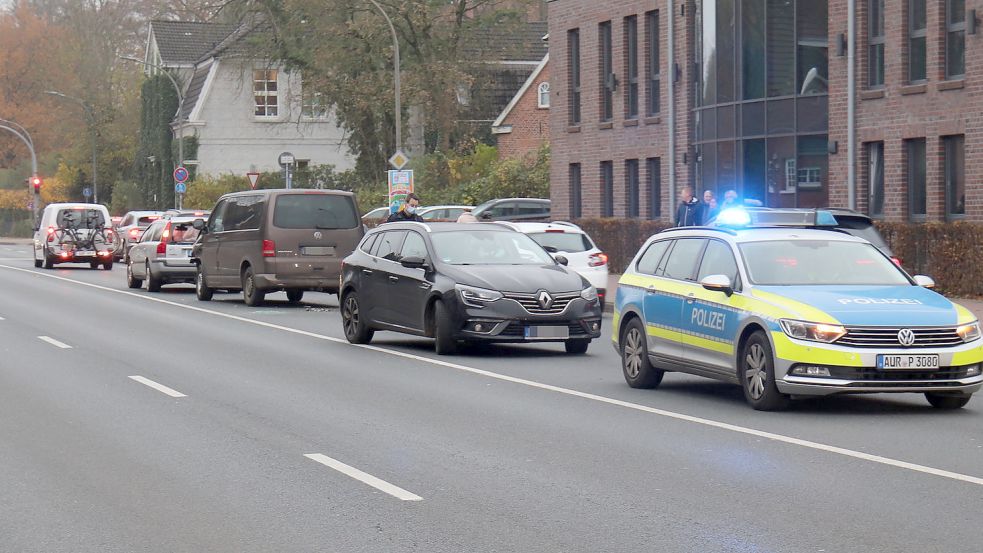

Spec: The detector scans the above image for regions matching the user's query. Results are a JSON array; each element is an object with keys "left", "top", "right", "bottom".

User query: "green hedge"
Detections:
[{"left": 573, "top": 218, "right": 983, "bottom": 297}]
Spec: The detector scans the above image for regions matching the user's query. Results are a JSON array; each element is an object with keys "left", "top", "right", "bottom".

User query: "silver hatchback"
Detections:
[{"left": 126, "top": 216, "right": 201, "bottom": 291}]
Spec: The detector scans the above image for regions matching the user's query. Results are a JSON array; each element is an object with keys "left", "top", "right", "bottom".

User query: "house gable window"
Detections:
[
  {"left": 254, "top": 69, "right": 279, "bottom": 118},
  {"left": 537, "top": 82, "right": 550, "bottom": 108}
]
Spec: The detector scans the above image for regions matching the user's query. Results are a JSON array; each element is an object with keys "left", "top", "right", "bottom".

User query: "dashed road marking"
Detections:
[
  {"left": 304, "top": 453, "right": 423, "bottom": 501},
  {"left": 128, "top": 376, "right": 187, "bottom": 398}
]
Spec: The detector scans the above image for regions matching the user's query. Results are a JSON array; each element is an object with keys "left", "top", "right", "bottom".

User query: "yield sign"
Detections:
[{"left": 246, "top": 172, "right": 260, "bottom": 189}]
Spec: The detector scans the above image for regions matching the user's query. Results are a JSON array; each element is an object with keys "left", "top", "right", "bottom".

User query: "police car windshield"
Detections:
[
  {"left": 431, "top": 230, "right": 556, "bottom": 265},
  {"left": 739, "top": 240, "right": 910, "bottom": 286}
]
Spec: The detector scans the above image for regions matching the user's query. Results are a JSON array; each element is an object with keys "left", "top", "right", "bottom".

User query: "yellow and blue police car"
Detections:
[{"left": 612, "top": 209, "right": 983, "bottom": 410}]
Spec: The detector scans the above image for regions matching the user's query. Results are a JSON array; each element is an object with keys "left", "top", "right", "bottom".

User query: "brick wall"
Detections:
[{"left": 496, "top": 60, "right": 551, "bottom": 160}]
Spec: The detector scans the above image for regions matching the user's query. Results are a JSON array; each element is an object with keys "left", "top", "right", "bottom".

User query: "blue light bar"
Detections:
[{"left": 708, "top": 208, "right": 839, "bottom": 228}]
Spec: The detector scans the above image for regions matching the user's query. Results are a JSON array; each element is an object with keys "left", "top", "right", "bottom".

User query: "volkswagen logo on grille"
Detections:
[
  {"left": 313, "top": 231, "right": 323, "bottom": 240},
  {"left": 537, "top": 291, "right": 554, "bottom": 310},
  {"left": 897, "top": 328, "right": 916, "bottom": 347}
]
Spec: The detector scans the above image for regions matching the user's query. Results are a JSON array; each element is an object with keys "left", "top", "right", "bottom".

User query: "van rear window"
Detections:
[
  {"left": 273, "top": 194, "right": 358, "bottom": 229},
  {"left": 57, "top": 208, "right": 105, "bottom": 229}
]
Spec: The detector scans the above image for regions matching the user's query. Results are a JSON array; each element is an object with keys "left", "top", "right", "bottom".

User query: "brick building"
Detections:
[
  {"left": 548, "top": 0, "right": 982, "bottom": 222},
  {"left": 492, "top": 55, "right": 551, "bottom": 159}
]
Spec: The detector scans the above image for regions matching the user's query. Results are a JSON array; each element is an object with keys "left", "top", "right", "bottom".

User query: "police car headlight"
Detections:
[
  {"left": 456, "top": 284, "right": 503, "bottom": 307},
  {"left": 780, "top": 319, "right": 847, "bottom": 343},
  {"left": 956, "top": 321, "right": 981, "bottom": 343},
  {"left": 580, "top": 285, "right": 598, "bottom": 302}
]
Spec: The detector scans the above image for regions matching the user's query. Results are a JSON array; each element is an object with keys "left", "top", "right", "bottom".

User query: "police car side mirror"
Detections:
[
  {"left": 700, "top": 274, "right": 733, "bottom": 296},
  {"left": 913, "top": 275, "right": 936, "bottom": 289}
]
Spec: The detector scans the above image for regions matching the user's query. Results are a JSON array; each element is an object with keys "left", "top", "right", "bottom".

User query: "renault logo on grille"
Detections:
[
  {"left": 897, "top": 328, "right": 916, "bottom": 347},
  {"left": 537, "top": 291, "right": 554, "bottom": 309},
  {"left": 313, "top": 231, "right": 323, "bottom": 240}
]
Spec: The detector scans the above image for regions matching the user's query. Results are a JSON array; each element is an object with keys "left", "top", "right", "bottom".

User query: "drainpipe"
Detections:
[
  {"left": 668, "top": 0, "right": 677, "bottom": 222},
  {"left": 847, "top": 0, "right": 856, "bottom": 209}
]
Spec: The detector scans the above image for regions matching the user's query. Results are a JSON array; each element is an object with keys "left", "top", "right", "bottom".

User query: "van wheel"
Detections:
[
  {"left": 103, "top": 260, "right": 113, "bottom": 270},
  {"left": 286, "top": 289, "right": 304, "bottom": 303},
  {"left": 43, "top": 255, "right": 53, "bottom": 270},
  {"left": 565, "top": 339, "right": 590, "bottom": 354},
  {"left": 925, "top": 393, "right": 972, "bottom": 409},
  {"left": 621, "top": 318, "right": 663, "bottom": 388},
  {"left": 146, "top": 262, "right": 162, "bottom": 292},
  {"left": 434, "top": 300, "right": 459, "bottom": 355},
  {"left": 241, "top": 266, "right": 265, "bottom": 306},
  {"left": 195, "top": 267, "right": 214, "bottom": 301},
  {"left": 740, "top": 331, "right": 790, "bottom": 411},
  {"left": 341, "top": 291, "right": 373, "bottom": 344},
  {"left": 126, "top": 262, "right": 143, "bottom": 289}
]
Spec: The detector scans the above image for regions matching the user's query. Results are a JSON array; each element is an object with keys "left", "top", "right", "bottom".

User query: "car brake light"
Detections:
[
  {"left": 156, "top": 241, "right": 166, "bottom": 255},
  {"left": 545, "top": 229, "right": 565, "bottom": 233},
  {"left": 262, "top": 239, "right": 276, "bottom": 257},
  {"left": 891, "top": 256, "right": 903, "bottom": 267},
  {"left": 194, "top": 212, "right": 205, "bottom": 216},
  {"left": 589, "top": 252, "right": 608, "bottom": 267},
  {"left": 156, "top": 222, "right": 171, "bottom": 254},
  {"left": 46, "top": 226, "right": 55, "bottom": 242},
  {"left": 129, "top": 228, "right": 140, "bottom": 238}
]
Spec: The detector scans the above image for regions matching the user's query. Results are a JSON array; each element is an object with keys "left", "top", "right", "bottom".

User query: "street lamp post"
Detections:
[
  {"left": 0, "top": 121, "right": 40, "bottom": 222},
  {"left": 367, "top": 0, "right": 402, "bottom": 156},
  {"left": 119, "top": 55, "right": 186, "bottom": 208},
  {"left": 45, "top": 91, "right": 98, "bottom": 204}
]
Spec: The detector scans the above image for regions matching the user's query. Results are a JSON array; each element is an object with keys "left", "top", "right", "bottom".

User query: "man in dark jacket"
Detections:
[
  {"left": 675, "top": 186, "right": 704, "bottom": 227},
  {"left": 386, "top": 193, "right": 424, "bottom": 223}
]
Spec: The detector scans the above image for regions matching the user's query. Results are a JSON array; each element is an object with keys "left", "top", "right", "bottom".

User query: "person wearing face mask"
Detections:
[{"left": 386, "top": 193, "right": 424, "bottom": 223}]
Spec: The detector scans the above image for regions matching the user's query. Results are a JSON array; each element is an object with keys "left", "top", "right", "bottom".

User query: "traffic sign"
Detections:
[
  {"left": 175, "top": 182, "right": 187, "bottom": 194},
  {"left": 83, "top": 186, "right": 92, "bottom": 198},
  {"left": 278, "top": 151, "right": 295, "bottom": 167},
  {"left": 388, "top": 150, "right": 409, "bottom": 170},
  {"left": 247, "top": 172, "right": 260, "bottom": 189},
  {"left": 173, "top": 166, "right": 189, "bottom": 183}
]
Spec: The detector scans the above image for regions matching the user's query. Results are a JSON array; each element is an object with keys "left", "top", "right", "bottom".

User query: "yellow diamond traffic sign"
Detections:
[{"left": 388, "top": 149, "right": 409, "bottom": 170}]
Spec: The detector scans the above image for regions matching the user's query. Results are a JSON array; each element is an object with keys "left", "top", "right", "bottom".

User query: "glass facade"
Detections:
[{"left": 695, "top": 0, "right": 829, "bottom": 208}]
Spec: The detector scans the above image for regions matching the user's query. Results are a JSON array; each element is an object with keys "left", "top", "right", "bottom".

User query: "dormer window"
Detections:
[
  {"left": 254, "top": 69, "right": 279, "bottom": 118},
  {"left": 537, "top": 81, "right": 550, "bottom": 108}
]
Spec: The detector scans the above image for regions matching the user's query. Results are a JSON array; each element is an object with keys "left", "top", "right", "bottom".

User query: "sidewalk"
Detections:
[
  {"left": 0, "top": 237, "right": 32, "bottom": 245},
  {"left": 603, "top": 273, "right": 983, "bottom": 320}
]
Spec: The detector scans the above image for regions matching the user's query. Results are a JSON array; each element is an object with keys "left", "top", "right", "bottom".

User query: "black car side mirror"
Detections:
[
  {"left": 400, "top": 256, "right": 428, "bottom": 270},
  {"left": 555, "top": 255, "right": 569, "bottom": 266},
  {"left": 479, "top": 212, "right": 493, "bottom": 220},
  {"left": 192, "top": 218, "right": 207, "bottom": 232}
]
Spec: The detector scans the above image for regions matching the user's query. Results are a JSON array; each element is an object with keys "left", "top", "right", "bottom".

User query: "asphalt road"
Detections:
[{"left": 1, "top": 241, "right": 981, "bottom": 552}]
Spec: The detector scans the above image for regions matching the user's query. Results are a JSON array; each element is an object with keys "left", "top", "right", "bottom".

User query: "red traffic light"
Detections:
[{"left": 30, "top": 176, "right": 41, "bottom": 193}]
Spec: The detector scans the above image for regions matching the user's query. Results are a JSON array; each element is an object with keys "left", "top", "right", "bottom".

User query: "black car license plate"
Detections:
[
  {"left": 876, "top": 354, "right": 940, "bottom": 369},
  {"left": 524, "top": 325, "right": 569, "bottom": 339}
]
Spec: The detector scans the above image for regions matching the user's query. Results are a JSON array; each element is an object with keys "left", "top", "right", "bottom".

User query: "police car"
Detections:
[{"left": 612, "top": 209, "right": 983, "bottom": 410}]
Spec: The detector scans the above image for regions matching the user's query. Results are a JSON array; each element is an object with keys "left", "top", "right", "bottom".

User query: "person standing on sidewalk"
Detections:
[{"left": 675, "top": 186, "right": 705, "bottom": 227}]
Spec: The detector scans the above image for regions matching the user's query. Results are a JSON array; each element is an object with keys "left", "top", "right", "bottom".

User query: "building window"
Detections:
[
  {"left": 302, "top": 89, "right": 329, "bottom": 119},
  {"left": 944, "top": 135, "right": 965, "bottom": 218},
  {"left": 624, "top": 15, "right": 639, "bottom": 118},
  {"left": 866, "top": 142, "right": 885, "bottom": 217},
  {"left": 946, "top": 0, "right": 966, "bottom": 79},
  {"left": 647, "top": 157, "right": 661, "bottom": 218},
  {"left": 599, "top": 21, "right": 614, "bottom": 122},
  {"left": 537, "top": 82, "right": 550, "bottom": 108},
  {"left": 906, "top": 138, "right": 927, "bottom": 220},
  {"left": 908, "top": 0, "right": 927, "bottom": 82},
  {"left": 626, "top": 159, "right": 640, "bottom": 217},
  {"left": 601, "top": 161, "right": 614, "bottom": 216},
  {"left": 645, "top": 11, "right": 660, "bottom": 115},
  {"left": 797, "top": 0, "right": 828, "bottom": 95},
  {"left": 253, "top": 69, "right": 279, "bottom": 117},
  {"left": 570, "top": 163, "right": 582, "bottom": 218},
  {"left": 867, "top": 0, "right": 885, "bottom": 87},
  {"left": 568, "top": 29, "right": 581, "bottom": 125}
]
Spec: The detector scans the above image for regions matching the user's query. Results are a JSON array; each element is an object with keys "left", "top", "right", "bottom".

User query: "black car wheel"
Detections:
[
  {"left": 241, "top": 266, "right": 265, "bottom": 306},
  {"left": 195, "top": 267, "right": 214, "bottom": 301},
  {"left": 564, "top": 339, "right": 590, "bottom": 354},
  {"left": 341, "top": 291, "right": 373, "bottom": 344},
  {"left": 925, "top": 393, "right": 972, "bottom": 410},
  {"left": 740, "top": 331, "right": 790, "bottom": 411},
  {"left": 433, "top": 300, "right": 459, "bottom": 355},
  {"left": 146, "top": 262, "right": 163, "bottom": 292},
  {"left": 620, "top": 318, "right": 663, "bottom": 388},
  {"left": 126, "top": 262, "right": 143, "bottom": 289},
  {"left": 286, "top": 289, "right": 304, "bottom": 303}
]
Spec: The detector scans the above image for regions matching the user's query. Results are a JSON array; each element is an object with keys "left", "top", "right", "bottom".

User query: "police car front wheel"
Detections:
[
  {"left": 925, "top": 393, "right": 972, "bottom": 410},
  {"left": 740, "top": 331, "right": 790, "bottom": 411},
  {"left": 621, "top": 318, "right": 664, "bottom": 389}
]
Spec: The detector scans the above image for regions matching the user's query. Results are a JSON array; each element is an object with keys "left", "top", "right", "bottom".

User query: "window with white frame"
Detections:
[
  {"left": 537, "top": 82, "right": 550, "bottom": 108},
  {"left": 302, "top": 89, "right": 329, "bottom": 119},
  {"left": 253, "top": 69, "right": 279, "bottom": 118}
]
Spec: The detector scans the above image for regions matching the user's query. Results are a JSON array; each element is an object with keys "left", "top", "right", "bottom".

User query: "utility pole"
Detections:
[
  {"left": 367, "top": 0, "right": 402, "bottom": 156},
  {"left": 45, "top": 91, "right": 98, "bottom": 204}
]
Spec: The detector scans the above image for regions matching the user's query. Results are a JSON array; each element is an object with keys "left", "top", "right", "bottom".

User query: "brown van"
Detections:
[{"left": 191, "top": 189, "right": 364, "bottom": 306}]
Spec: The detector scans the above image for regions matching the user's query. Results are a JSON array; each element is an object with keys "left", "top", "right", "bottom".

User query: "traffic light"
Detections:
[{"left": 30, "top": 176, "right": 41, "bottom": 193}]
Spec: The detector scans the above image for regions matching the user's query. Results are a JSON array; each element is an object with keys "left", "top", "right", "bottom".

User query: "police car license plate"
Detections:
[
  {"left": 876, "top": 354, "right": 940, "bottom": 369},
  {"left": 524, "top": 325, "right": 569, "bottom": 339}
]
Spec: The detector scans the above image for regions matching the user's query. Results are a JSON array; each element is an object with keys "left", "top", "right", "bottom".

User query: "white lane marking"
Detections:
[
  {"left": 38, "top": 336, "right": 72, "bottom": 349},
  {"left": 3, "top": 263, "right": 982, "bottom": 488},
  {"left": 128, "top": 376, "right": 187, "bottom": 398},
  {"left": 304, "top": 453, "right": 423, "bottom": 501},
  {"left": 0, "top": 315, "right": 5, "bottom": 320},
  {"left": 0, "top": 258, "right": 33, "bottom": 261}
]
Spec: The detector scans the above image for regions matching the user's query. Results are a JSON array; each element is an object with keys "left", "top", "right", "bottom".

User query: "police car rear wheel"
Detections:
[
  {"left": 740, "top": 332, "right": 789, "bottom": 411},
  {"left": 924, "top": 393, "right": 972, "bottom": 410},
  {"left": 621, "top": 318, "right": 663, "bottom": 389}
]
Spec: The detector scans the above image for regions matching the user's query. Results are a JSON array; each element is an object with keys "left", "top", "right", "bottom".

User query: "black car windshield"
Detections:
[
  {"left": 431, "top": 230, "right": 556, "bottom": 265},
  {"left": 739, "top": 240, "right": 910, "bottom": 286},
  {"left": 274, "top": 194, "right": 358, "bottom": 229},
  {"left": 527, "top": 232, "right": 593, "bottom": 253}
]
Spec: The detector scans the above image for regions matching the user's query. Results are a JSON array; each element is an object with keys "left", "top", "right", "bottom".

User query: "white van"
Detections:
[{"left": 33, "top": 203, "right": 115, "bottom": 270}]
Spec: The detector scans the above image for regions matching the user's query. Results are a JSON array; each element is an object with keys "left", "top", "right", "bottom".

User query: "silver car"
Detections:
[
  {"left": 114, "top": 210, "right": 163, "bottom": 261},
  {"left": 126, "top": 216, "right": 201, "bottom": 291}
]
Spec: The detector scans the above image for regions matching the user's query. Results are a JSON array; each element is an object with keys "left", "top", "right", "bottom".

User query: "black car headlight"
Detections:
[
  {"left": 456, "top": 284, "right": 503, "bottom": 308},
  {"left": 957, "top": 321, "right": 982, "bottom": 343},
  {"left": 779, "top": 319, "right": 846, "bottom": 344}
]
